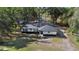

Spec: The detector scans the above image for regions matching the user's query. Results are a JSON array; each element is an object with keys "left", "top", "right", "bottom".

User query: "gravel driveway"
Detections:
[{"left": 62, "top": 33, "right": 77, "bottom": 51}]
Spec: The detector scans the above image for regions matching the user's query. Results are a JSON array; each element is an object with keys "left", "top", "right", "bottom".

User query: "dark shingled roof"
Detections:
[{"left": 39, "top": 25, "right": 58, "bottom": 32}]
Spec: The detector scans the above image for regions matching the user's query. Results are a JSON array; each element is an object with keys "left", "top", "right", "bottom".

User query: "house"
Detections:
[
  {"left": 21, "top": 19, "right": 59, "bottom": 36},
  {"left": 21, "top": 24, "right": 39, "bottom": 34},
  {"left": 38, "top": 25, "right": 58, "bottom": 36}
]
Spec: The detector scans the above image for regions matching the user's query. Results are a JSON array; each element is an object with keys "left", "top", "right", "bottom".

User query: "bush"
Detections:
[{"left": 14, "top": 38, "right": 27, "bottom": 49}]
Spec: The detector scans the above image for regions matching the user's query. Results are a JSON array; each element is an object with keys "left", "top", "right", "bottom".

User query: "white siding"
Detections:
[{"left": 43, "top": 32, "right": 57, "bottom": 35}]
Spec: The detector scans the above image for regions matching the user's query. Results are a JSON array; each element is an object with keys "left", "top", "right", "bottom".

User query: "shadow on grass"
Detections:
[
  {"left": 14, "top": 37, "right": 36, "bottom": 49},
  {"left": 0, "top": 37, "right": 36, "bottom": 50}
]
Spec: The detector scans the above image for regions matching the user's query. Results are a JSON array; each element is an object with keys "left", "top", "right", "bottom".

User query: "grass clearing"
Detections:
[{"left": 50, "top": 37, "right": 63, "bottom": 43}]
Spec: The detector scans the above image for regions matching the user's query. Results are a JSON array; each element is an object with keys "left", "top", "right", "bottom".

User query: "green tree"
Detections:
[
  {"left": 68, "top": 8, "right": 79, "bottom": 33},
  {"left": 46, "top": 7, "right": 71, "bottom": 24}
]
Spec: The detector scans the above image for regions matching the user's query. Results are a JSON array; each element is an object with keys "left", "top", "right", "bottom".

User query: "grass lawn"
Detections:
[
  {"left": 18, "top": 37, "right": 63, "bottom": 51},
  {"left": 18, "top": 42, "right": 63, "bottom": 51},
  {"left": 50, "top": 37, "right": 63, "bottom": 43},
  {"left": 0, "top": 46, "right": 16, "bottom": 51}
]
